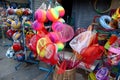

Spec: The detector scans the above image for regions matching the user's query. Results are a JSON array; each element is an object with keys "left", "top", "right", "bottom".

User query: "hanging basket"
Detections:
[{"left": 53, "top": 65, "right": 76, "bottom": 80}]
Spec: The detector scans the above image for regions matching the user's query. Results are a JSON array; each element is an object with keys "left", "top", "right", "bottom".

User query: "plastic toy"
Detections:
[
  {"left": 104, "top": 34, "right": 118, "bottom": 50},
  {"left": 35, "top": 9, "right": 47, "bottom": 22},
  {"left": 24, "top": 21, "right": 32, "bottom": 27},
  {"left": 99, "top": 15, "right": 113, "bottom": 29},
  {"left": 57, "top": 18, "right": 65, "bottom": 23},
  {"left": 52, "top": 21, "right": 63, "bottom": 31},
  {"left": 46, "top": 8, "right": 59, "bottom": 22},
  {"left": 55, "top": 6, "right": 65, "bottom": 17},
  {"left": 112, "top": 7, "right": 120, "bottom": 20},
  {"left": 32, "top": 20, "right": 44, "bottom": 31},
  {"left": 88, "top": 72, "right": 96, "bottom": 80},
  {"left": 107, "top": 54, "right": 120, "bottom": 65},
  {"left": 96, "top": 67, "right": 109, "bottom": 80},
  {"left": 80, "top": 44, "right": 104, "bottom": 65},
  {"left": 56, "top": 42, "right": 64, "bottom": 52},
  {"left": 108, "top": 37, "right": 120, "bottom": 55},
  {"left": 47, "top": 32, "right": 60, "bottom": 43}
]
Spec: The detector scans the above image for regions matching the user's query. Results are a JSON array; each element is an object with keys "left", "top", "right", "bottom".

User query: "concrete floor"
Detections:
[{"left": 0, "top": 39, "right": 87, "bottom": 80}]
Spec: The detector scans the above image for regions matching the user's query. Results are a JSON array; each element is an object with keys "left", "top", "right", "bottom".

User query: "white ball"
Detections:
[{"left": 6, "top": 48, "right": 15, "bottom": 58}]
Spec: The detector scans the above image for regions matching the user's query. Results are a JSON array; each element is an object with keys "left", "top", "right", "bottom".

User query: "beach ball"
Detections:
[
  {"left": 16, "top": 9, "right": 23, "bottom": 16},
  {"left": 46, "top": 8, "right": 59, "bottom": 22},
  {"left": 16, "top": 53, "right": 25, "bottom": 61},
  {"left": 11, "top": 20, "right": 21, "bottom": 30},
  {"left": 55, "top": 6, "right": 65, "bottom": 17},
  {"left": 32, "top": 20, "right": 44, "bottom": 31},
  {"left": 35, "top": 9, "right": 47, "bottom": 22}
]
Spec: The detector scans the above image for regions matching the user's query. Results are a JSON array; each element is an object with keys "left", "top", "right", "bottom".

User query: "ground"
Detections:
[{"left": 0, "top": 39, "right": 87, "bottom": 80}]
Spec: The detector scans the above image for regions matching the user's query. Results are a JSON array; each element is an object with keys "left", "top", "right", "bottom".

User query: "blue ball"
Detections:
[{"left": 16, "top": 53, "right": 25, "bottom": 61}]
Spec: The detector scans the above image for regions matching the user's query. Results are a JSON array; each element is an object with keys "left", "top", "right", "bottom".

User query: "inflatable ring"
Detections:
[{"left": 99, "top": 15, "right": 113, "bottom": 29}]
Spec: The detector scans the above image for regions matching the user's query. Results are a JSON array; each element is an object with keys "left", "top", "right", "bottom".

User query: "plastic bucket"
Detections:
[{"left": 53, "top": 65, "right": 76, "bottom": 80}]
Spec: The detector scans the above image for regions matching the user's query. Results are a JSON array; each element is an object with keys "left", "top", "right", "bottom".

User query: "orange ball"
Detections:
[{"left": 46, "top": 8, "right": 59, "bottom": 22}]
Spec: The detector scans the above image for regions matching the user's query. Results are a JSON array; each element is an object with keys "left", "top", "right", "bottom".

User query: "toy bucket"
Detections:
[{"left": 53, "top": 65, "right": 76, "bottom": 80}]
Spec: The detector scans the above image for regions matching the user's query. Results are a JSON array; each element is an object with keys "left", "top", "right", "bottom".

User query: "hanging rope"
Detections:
[{"left": 93, "top": 0, "right": 113, "bottom": 14}]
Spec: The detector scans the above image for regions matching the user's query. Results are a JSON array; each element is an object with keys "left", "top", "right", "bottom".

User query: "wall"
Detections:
[
  {"left": 6, "top": 0, "right": 28, "bottom": 3},
  {"left": 33, "top": 0, "right": 47, "bottom": 11},
  {"left": 72, "top": 0, "right": 119, "bottom": 30}
]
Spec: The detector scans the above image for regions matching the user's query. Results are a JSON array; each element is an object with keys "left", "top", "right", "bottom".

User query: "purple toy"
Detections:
[{"left": 96, "top": 67, "right": 109, "bottom": 80}]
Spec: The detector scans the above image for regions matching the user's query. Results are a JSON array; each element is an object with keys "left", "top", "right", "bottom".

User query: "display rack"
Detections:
[
  {"left": 13, "top": 0, "right": 56, "bottom": 79},
  {"left": 14, "top": 15, "right": 39, "bottom": 70}
]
